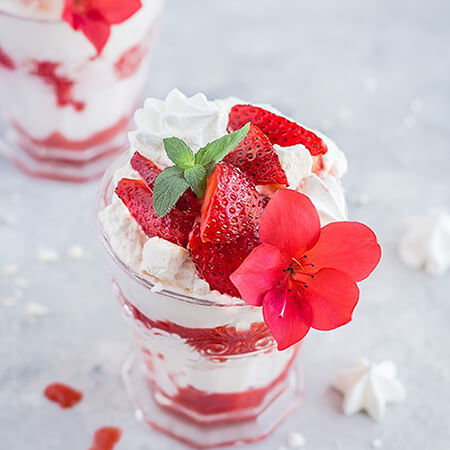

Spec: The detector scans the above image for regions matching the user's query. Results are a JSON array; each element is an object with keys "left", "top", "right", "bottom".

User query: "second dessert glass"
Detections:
[
  {"left": 97, "top": 153, "right": 304, "bottom": 449},
  {"left": 0, "top": 0, "right": 164, "bottom": 182}
]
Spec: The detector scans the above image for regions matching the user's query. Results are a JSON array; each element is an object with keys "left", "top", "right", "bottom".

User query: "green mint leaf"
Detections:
[
  {"left": 195, "top": 122, "right": 250, "bottom": 166},
  {"left": 163, "top": 137, "right": 195, "bottom": 169},
  {"left": 184, "top": 165, "right": 207, "bottom": 198},
  {"left": 153, "top": 166, "right": 189, "bottom": 217}
]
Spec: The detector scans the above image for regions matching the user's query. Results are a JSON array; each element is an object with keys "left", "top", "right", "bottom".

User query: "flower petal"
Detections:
[
  {"left": 259, "top": 189, "right": 321, "bottom": 258},
  {"left": 262, "top": 287, "right": 312, "bottom": 350},
  {"left": 230, "top": 244, "right": 290, "bottom": 306},
  {"left": 305, "top": 222, "right": 381, "bottom": 281},
  {"left": 294, "top": 268, "right": 359, "bottom": 331},
  {"left": 93, "top": 0, "right": 142, "bottom": 24}
]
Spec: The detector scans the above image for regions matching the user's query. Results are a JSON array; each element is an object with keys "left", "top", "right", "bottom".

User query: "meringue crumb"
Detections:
[
  {"left": 25, "top": 302, "right": 49, "bottom": 320},
  {"left": 14, "top": 277, "right": 29, "bottom": 289},
  {"left": 363, "top": 76, "right": 378, "bottom": 92},
  {"left": 3, "top": 297, "right": 17, "bottom": 307},
  {"left": 37, "top": 247, "right": 59, "bottom": 263},
  {"left": 372, "top": 438, "right": 383, "bottom": 448},
  {"left": 0, "top": 264, "right": 18, "bottom": 277},
  {"left": 67, "top": 245, "right": 86, "bottom": 260},
  {"left": 287, "top": 432, "right": 306, "bottom": 448}
]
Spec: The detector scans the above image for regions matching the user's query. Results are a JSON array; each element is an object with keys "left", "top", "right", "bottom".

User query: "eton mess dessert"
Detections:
[
  {"left": 98, "top": 89, "right": 381, "bottom": 448},
  {"left": 0, "top": 0, "right": 164, "bottom": 181}
]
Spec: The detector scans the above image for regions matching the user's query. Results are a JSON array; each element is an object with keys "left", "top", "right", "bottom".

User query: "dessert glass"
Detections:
[
  {"left": 0, "top": 0, "right": 164, "bottom": 182},
  {"left": 97, "top": 153, "right": 304, "bottom": 449}
]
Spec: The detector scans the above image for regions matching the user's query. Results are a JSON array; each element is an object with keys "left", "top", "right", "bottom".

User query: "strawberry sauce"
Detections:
[
  {"left": 31, "top": 61, "right": 85, "bottom": 111},
  {"left": 44, "top": 383, "right": 83, "bottom": 408},
  {"left": 115, "top": 44, "right": 146, "bottom": 79},
  {"left": 89, "top": 427, "right": 122, "bottom": 450},
  {"left": 0, "top": 47, "right": 15, "bottom": 70},
  {"left": 122, "top": 297, "right": 274, "bottom": 357}
]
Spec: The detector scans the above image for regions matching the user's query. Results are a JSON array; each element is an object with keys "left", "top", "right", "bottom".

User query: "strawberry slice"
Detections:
[
  {"left": 200, "top": 162, "right": 262, "bottom": 244},
  {"left": 223, "top": 124, "right": 287, "bottom": 185},
  {"left": 228, "top": 104, "right": 328, "bottom": 156},
  {"left": 189, "top": 220, "right": 260, "bottom": 297},
  {"left": 130, "top": 151, "right": 161, "bottom": 190},
  {"left": 115, "top": 178, "right": 199, "bottom": 248}
]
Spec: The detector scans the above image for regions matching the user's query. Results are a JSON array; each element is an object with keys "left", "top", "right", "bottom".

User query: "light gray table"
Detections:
[{"left": 1, "top": 1, "right": 449, "bottom": 449}]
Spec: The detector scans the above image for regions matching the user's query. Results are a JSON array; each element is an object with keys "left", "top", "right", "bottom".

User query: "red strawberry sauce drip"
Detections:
[
  {"left": 31, "top": 61, "right": 85, "bottom": 111},
  {"left": 89, "top": 427, "right": 122, "bottom": 450},
  {"left": 44, "top": 383, "right": 83, "bottom": 408},
  {"left": 0, "top": 47, "right": 15, "bottom": 70}
]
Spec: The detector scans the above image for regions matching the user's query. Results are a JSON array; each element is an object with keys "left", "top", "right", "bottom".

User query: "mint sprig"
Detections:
[{"left": 153, "top": 122, "right": 250, "bottom": 218}]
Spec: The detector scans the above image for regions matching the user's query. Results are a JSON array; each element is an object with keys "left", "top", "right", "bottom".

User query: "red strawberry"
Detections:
[
  {"left": 228, "top": 104, "right": 328, "bottom": 156},
  {"left": 131, "top": 151, "right": 200, "bottom": 212},
  {"left": 115, "top": 178, "right": 199, "bottom": 248},
  {"left": 223, "top": 124, "right": 287, "bottom": 185},
  {"left": 189, "top": 220, "right": 260, "bottom": 297},
  {"left": 130, "top": 151, "right": 160, "bottom": 190},
  {"left": 200, "top": 162, "right": 261, "bottom": 244}
]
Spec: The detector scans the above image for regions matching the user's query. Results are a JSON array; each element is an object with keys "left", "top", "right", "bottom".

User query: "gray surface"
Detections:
[{"left": 1, "top": 0, "right": 449, "bottom": 449}]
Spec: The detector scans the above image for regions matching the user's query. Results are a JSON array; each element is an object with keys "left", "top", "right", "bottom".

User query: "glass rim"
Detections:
[{"left": 96, "top": 149, "right": 251, "bottom": 309}]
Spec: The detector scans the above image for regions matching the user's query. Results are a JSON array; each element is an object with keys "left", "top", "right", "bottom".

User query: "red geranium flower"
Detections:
[
  {"left": 62, "top": 0, "right": 142, "bottom": 54},
  {"left": 230, "top": 189, "right": 381, "bottom": 350}
]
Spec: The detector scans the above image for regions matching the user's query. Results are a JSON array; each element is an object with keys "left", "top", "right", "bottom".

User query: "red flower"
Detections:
[
  {"left": 230, "top": 189, "right": 381, "bottom": 350},
  {"left": 62, "top": 0, "right": 142, "bottom": 54}
]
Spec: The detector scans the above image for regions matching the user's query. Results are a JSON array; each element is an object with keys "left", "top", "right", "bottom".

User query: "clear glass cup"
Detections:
[
  {"left": 97, "top": 152, "right": 304, "bottom": 448},
  {"left": 0, "top": 0, "right": 164, "bottom": 182}
]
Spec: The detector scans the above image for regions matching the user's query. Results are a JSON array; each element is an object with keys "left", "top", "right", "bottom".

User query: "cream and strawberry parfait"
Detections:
[
  {"left": 0, "top": 0, "right": 164, "bottom": 182},
  {"left": 98, "top": 90, "right": 381, "bottom": 448}
]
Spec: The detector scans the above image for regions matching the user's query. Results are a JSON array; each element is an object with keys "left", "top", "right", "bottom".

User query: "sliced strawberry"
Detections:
[
  {"left": 189, "top": 220, "right": 260, "bottom": 297},
  {"left": 200, "top": 162, "right": 261, "bottom": 244},
  {"left": 115, "top": 178, "right": 199, "bottom": 248},
  {"left": 228, "top": 104, "right": 328, "bottom": 156},
  {"left": 131, "top": 151, "right": 200, "bottom": 212},
  {"left": 130, "top": 151, "right": 161, "bottom": 190},
  {"left": 223, "top": 124, "right": 287, "bottom": 185}
]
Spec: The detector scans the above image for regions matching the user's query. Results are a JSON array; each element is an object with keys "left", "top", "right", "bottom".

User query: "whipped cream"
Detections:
[
  {"left": 129, "top": 89, "right": 229, "bottom": 168},
  {"left": 399, "top": 211, "right": 450, "bottom": 276},
  {"left": 332, "top": 359, "right": 406, "bottom": 420},
  {"left": 100, "top": 90, "right": 349, "bottom": 304}
]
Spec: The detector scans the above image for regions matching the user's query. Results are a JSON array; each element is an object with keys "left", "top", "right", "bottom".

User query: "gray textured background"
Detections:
[{"left": 1, "top": 0, "right": 449, "bottom": 449}]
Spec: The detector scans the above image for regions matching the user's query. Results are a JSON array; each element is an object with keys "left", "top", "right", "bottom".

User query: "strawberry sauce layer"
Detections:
[
  {"left": 44, "top": 383, "right": 83, "bottom": 408},
  {"left": 14, "top": 116, "right": 129, "bottom": 152},
  {"left": 121, "top": 297, "right": 275, "bottom": 357},
  {"left": 31, "top": 61, "right": 85, "bottom": 111},
  {"left": 167, "top": 353, "right": 296, "bottom": 419},
  {"left": 115, "top": 44, "right": 146, "bottom": 79},
  {"left": 89, "top": 427, "right": 122, "bottom": 450},
  {"left": 0, "top": 47, "right": 15, "bottom": 70}
]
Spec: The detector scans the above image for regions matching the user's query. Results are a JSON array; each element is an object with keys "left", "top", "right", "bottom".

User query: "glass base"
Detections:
[
  {"left": 122, "top": 352, "right": 304, "bottom": 449},
  {"left": 0, "top": 129, "right": 125, "bottom": 183}
]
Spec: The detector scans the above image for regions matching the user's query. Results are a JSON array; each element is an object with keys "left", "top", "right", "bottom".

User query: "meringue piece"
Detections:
[
  {"left": 316, "top": 133, "right": 348, "bottom": 178},
  {"left": 275, "top": 144, "right": 312, "bottom": 189},
  {"left": 25, "top": 302, "right": 49, "bottom": 320},
  {"left": 129, "top": 89, "right": 228, "bottom": 167},
  {"left": 299, "top": 173, "right": 347, "bottom": 225},
  {"left": 0, "top": 264, "right": 18, "bottom": 277},
  {"left": 142, "top": 237, "right": 189, "bottom": 280},
  {"left": 67, "top": 245, "right": 86, "bottom": 260},
  {"left": 37, "top": 247, "right": 59, "bottom": 263},
  {"left": 332, "top": 359, "right": 406, "bottom": 420},
  {"left": 287, "top": 431, "right": 306, "bottom": 448},
  {"left": 399, "top": 211, "right": 450, "bottom": 276}
]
